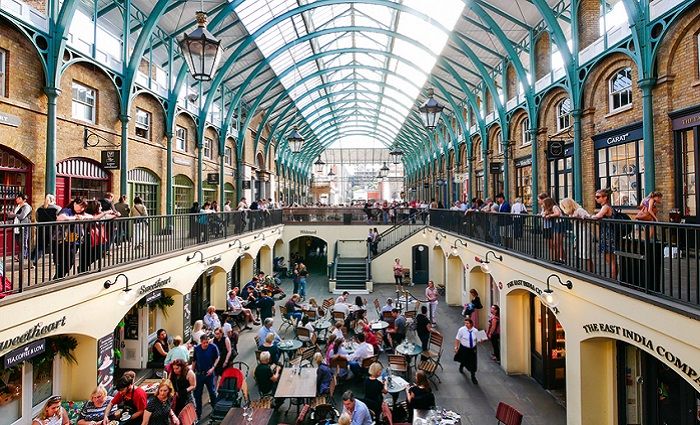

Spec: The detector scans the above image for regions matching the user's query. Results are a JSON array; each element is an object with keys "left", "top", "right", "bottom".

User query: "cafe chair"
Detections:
[
  {"left": 250, "top": 396, "right": 274, "bottom": 409},
  {"left": 404, "top": 310, "right": 417, "bottom": 319},
  {"left": 295, "top": 326, "right": 313, "bottom": 345},
  {"left": 177, "top": 403, "right": 197, "bottom": 425},
  {"left": 360, "top": 355, "right": 380, "bottom": 378},
  {"left": 495, "top": 402, "right": 523, "bottom": 425},
  {"left": 387, "top": 354, "right": 409, "bottom": 378},
  {"left": 209, "top": 376, "right": 242, "bottom": 422},
  {"left": 279, "top": 306, "right": 297, "bottom": 332},
  {"left": 230, "top": 361, "right": 250, "bottom": 377},
  {"left": 417, "top": 358, "right": 441, "bottom": 388},
  {"left": 332, "top": 310, "right": 346, "bottom": 323},
  {"left": 382, "top": 310, "right": 394, "bottom": 322},
  {"left": 422, "top": 331, "right": 444, "bottom": 371},
  {"left": 310, "top": 403, "right": 340, "bottom": 425},
  {"left": 254, "top": 350, "right": 263, "bottom": 365},
  {"left": 321, "top": 298, "right": 334, "bottom": 316},
  {"left": 305, "top": 308, "right": 318, "bottom": 321}
]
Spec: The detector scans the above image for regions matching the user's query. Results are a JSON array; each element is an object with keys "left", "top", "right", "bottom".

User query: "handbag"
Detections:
[{"left": 635, "top": 207, "right": 654, "bottom": 221}]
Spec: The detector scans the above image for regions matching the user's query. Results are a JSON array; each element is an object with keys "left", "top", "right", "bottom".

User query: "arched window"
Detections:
[
  {"left": 494, "top": 130, "right": 503, "bottom": 155},
  {"left": 173, "top": 175, "right": 194, "bottom": 214},
  {"left": 127, "top": 167, "right": 160, "bottom": 214},
  {"left": 521, "top": 118, "right": 531, "bottom": 146},
  {"left": 609, "top": 67, "right": 632, "bottom": 112},
  {"left": 557, "top": 98, "right": 572, "bottom": 131},
  {"left": 475, "top": 140, "right": 483, "bottom": 162}
]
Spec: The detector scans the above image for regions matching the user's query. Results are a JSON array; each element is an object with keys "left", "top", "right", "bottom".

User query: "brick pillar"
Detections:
[
  {"left": 535, "top": 32, "right": 551, "bottom": 80},
  {"left": 577, "top": 0, "right": 600, "bottom": 50}
]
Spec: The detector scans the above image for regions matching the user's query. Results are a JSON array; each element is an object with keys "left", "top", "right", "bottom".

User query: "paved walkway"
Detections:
[{"left": 202, "top": 274, "right": 567, "bottom": 424}]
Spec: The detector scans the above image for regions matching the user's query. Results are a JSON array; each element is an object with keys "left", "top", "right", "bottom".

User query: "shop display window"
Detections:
[
  {"left": 32, "top": 358, "right": 53, "bottom": 408},
  {"left": 0, "top": 365, "right": 22, "bottom": 423},
  {"left": 515, "top": 165, "right": 532, "bottom": 206},
  {"left": 680, "top": 129, "right": 697, "bottom": 217},
  {"left": 596, "top": 139, "right": 644, "bottom": 206}
]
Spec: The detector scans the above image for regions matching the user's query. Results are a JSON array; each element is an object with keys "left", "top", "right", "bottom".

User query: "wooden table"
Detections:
[
  {"left": 274, "top": 367, "right": 318, "bottom": 399},
  {"left": 221, "top": 407, "right": 274, "bottom": 425}
]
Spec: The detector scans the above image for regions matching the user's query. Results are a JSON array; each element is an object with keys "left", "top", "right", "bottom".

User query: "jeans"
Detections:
[
  {"left": 349, "top": 360, "right": 363, "bottom": 377},
  {"left": 299, "top": 277, "right": 307, "bottom": 298},
  {"left": 194, "top": 372, "right": 217, "bottom": 418},
  {"left": 287, "top": 312, "right": 303, "bottom": 323}
]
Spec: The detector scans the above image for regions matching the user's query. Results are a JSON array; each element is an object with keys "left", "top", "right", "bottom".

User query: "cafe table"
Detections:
[
  {"left": 277, "top": 339, "right": 303, "bottom": 365},
  {"left": 370, "top": 320, "right": 390, "bottom": 331},
  {"left": 274, "top": 367, "right": 318, "bottom": 399},
  {"left": 313, "top": 319, "right": 332, "bottom": 341},
  {"left": 221, "top": 407, "right": 274, "bottom": 425},
  {"left": 395, "top": 341, "right": 423, "bottom": 377},
  {"left": 412, "top": 409, "right": 461, "bottom": 425},
  {"left": 385, "top": 375, "right": 409, "bottom": 409}
]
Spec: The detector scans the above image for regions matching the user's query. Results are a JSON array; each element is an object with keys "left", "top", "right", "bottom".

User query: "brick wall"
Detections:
[
  {"left": 535, "top": 32, "right": 551, "bottom": 80},
  {"left": 578, "top": 0, "right": 601, "bottom": 50},
  {"left": 506, "top": 64, "right": 517, "bottom": 100}
]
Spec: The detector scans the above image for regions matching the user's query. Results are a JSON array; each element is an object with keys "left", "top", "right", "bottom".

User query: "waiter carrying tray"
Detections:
[{"left": 454, "top": 318, "right": 486, "bottom": 385}]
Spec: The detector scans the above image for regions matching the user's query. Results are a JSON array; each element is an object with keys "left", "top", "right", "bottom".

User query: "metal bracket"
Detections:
[{"left": 83, "top": 127, "right": 121, "bottom": 149}]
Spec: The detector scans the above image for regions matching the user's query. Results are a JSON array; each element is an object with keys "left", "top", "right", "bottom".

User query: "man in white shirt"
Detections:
[
  {"left": 348, "top": 333, "right": 374, "bottom": 376},
  {"left": 454, "top": 318, "right": 480, "bottom": 384},
  {"left": 380, "top": 298, "right": 394, "bottom": 314}
]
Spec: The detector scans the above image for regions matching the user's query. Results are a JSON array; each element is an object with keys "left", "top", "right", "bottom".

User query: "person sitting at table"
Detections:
[
  {"left": 341, "top": 390, "right": 373, "bottom": 425},
  {"left": 363, "top": 362, "right": 388, "bottom": 420},
  {"left": 35, "top": 395, "right": 70, "bottom": 425},
  {"left": 241, "top": 276, "right": 259, "bottom": 295},
  {"left": 164, "top": 335, "right": 190, "bottom": 371},
  {"left": 101, "top": 375, "right": 147, "bottom": 425},
  {"left": 151, "top": 329, "right": 170, "bottom": 369},
  {"left": 338, "top": 413, "right": 351, "bottom": 425},
  {"left": 381, "top": 298, "right": 394, "bottom": 314},
  {"left": 350, "top": 309, "right": 369, "bottom": 336},
  {"left": 217, "top": 363, "right": 249, "bottom": 402},
  {"left": 254, "top": 351, "right": 280, "bottom": 396},
  {"left": 169, "top": 359, "right": 196, "bottom": 416},
  {"left": 260, "top": 332, "right": 282, "bottom": 365},
  {"left": 314, "top": 352, "right": 333, "bottom": 395},
  {"left": 332, "top": 321, "right": 345, "bottom": 340},
  {"left": 78, "top": 386, "right": 114, "bottom": 425},
  {"left": 285, "top": 294, "right": 304, "bottom": 324},
  {"left": 386, "top": 309, "right": 406, "bottom": 348},
  {"left": 245, "top": 285, "right": 260, "bottom": 321},
  {"left": 406, "top": 371, "right": 435, "bottom": 421},
  {"left": 349, "top": 333, "right": 374, "bottom": 378},
  {"left": 328, "top": 337, "right": 351, "bottom": 380},
  {"left": 257, "top": 318, "right": 281, "bottom": 347},
  {"left": 141, "top": 380, "right": 179, "bottom": 425},
  {"left": 226, "top": 289, "right": 254, "bottom": 330},
  {"left": 191, "top": 320, "right": 205, "bottom": 346},
  {"left": 335, "top": 291, "right": 350, "bottom": 305},
  {"left": 256, "top": 290, "right": 275, "bottom": 323},
  {"left": 203, "top": 306, "right": 221, "bottom": 331},
  {"left": 307, "top": 297, "right": 324, "bottom": 317}
]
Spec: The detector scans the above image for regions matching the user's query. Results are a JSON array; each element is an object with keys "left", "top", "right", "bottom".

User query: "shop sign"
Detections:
[
  {"left": 300, "top": 230, "right": 317, "bottom": 235},
  {"left": 593, "top": 124, "right": 644, "bottom": 149},
  {"left": 183, "top": 293, "right": 192, "bottom": 342},
  {"left": 0, "top": 112, "right": 21, "bottom": 127},
  {"left": 505, "top": 280, "right": 560, "bottom": 313},
  {"left": 514, "top": 156, "right": 532, "bottom": 168},
  {"left": 671, "top": 109, "right": 700, "bottom": 131},
  {"left": 124, "top": 311, "right": 139, "bottom": 340},
  {"left": 4, "top": 339, "right": 45, "bottom": 368},
  {"left": 0, "top": 316, "right": 67, "bottom": 355},
  {"left": 242, "top": 180, "right": 251, "bottom": 190},
  {"left": 582, "top": 323, "right": 700, "bottom": 385},
  {"left": 489, "top": 162, "right": 503, "bottom": 174},
  {"left": 547, "top": 140, "right": 565, "bottom": 159},
  {"left": 145, "top": 289, "right": 162, "bottom": 304},
  {"left": 206, "top": 255, "right": 221, "bottom": 266},
  {"left": 100, "top": 150, "right": 120, "bottom": 170},
  {"left": 96, "top": 334, "right": 115, "bottom": 392},
  {"left": 207, "top": 173, "right": 219, "bottom": 184},
  {"left": 173, "top": 157, "right": 193, "bottom": 166},
  {"left": 137, "top": 276, "right": 171, "bottom": 296}
]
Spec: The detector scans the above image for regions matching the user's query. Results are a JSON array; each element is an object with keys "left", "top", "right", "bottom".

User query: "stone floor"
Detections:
[{"left": 201, "top": 274, "right": 567, "bottom": 425}]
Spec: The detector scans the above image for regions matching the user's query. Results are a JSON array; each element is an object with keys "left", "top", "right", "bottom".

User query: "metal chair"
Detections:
[
  {"left": 310, "top": 403, "right": 340, "bottom": 425},
  {"left": 495, "top": 402, "right": 523, "bottom": 425},
  {"left": 295, "top": 326, "right": 314, "bottom": 346},
  {"left": 382, "top": 310, "right": 394, "bottom": 321},
  {"left": 305, "top": 308, "right": 318, "bottom": 321},
  {"left": 279, "top": 306, "right": 296, "bottom": 332},
  {"left": 418, "top": 358, "right": 441, "bottom": 387},
  {"left": 250, "top": 396, "right": 274, "bottom": 409},
  {"left": 177, "top": 403, "right": 197, "bottom": 425},
  {"left": 387, "top": 354, "right": 409, "bottom": 378},
  {"left": 332, "top": 310, "right": 346, "bottom": 323}
]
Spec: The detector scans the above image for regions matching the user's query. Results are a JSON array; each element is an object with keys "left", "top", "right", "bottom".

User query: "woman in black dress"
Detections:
[
  {"left": 169, "top": 359, "right": 195, "bottom": 415},
  {"left": 406, "top": 371, "right": 435, "bottom": 418},
  {"left": 363, "top": 362, "right": 387, "bottom": 420},
  {"left": 141, "top": 380, "right": 178, "bottom": 425}
]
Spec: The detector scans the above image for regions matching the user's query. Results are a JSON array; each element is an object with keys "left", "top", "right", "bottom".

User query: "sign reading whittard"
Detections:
[
  {"left": 137, "top": 277, "right": 172, "bottom": 296},
  {"left": 583, "top": 323, "right": 700, "bottom": 385},
  {"left": 4, "top": 339, "right": 46, "bottom": 368},
  {"left": 0, "top": 316, "right": 67, "bottom": 355}
]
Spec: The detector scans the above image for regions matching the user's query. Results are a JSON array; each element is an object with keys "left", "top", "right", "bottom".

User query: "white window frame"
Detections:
[
  {"left": 135, "top": 108, "right": 151, "bottom": 140},
  {"left": 476, "top": 141, "right": 483, "bottom": 162},
  {"left": 224, "top": 146, "right": 232, "bottom": 166},
  {"left": 71, "top": 81, "right": 96, "bottom": 123},
  {"left": 0, "top": 49, "right": 6, "bottom": 97},
  {"left": 521, "top": 118, "right": 532, "bottom": 146},
  {"left": 203, "top": 137, "right": 213, "bottom": 159},
  {"left": 175, "top": 126, "right": 187, "bottom": 152},
  {"left": 495, "top": 130, "right": 503, "bottom": 155},
  {"left": 6, "top": 355, "right": 61, "bottom": 425},
  {"left": 609, "top": 67, "right": 633, "bottom": 112},
  {"left": 557, "top": 98, "right": 572, "bottom": 132}
]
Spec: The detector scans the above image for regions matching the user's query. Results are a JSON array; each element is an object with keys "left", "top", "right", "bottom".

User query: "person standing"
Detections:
[
  {"left": 454, "top": 318, "right": 480, "bottom": 384},
  {"left": 130, "top": 197, "right": 148, "bottom": 249},
  {"left": 192, "top": 334, "right": 220, "bottom": 420},
  {"left": 298, "top": 263, "right": 308, "bottom": 299},
  {"left": 425, "top": 280, "right": 439, "bottom": 324},
  {"left": 487, "top": 305, "right": 501, "bottom": 363},
  {"left": 168, "top": 359, "right": 195, "bottom": 416},
  {"left": 510, "top": 197, "right": 527, "bottom": 242},
  {"left": 114, "top": 195, "right": 131, "bottom": 244},
  {"left": 416, "top": 306, "right": 432, "bottom": 351},
  {"left": 212, "top": 327, "right": 234, "bottom": 376},
  {"left": 462, "top": 289, "right": 483, "bottom": 328},
  {"left": 31, "top": 194, "right": 61, "bottom": 267},
  {"left": 54, "top": 198, "right": 90, "bottom": 279},
  {"left": 392, "top": 258, "right": 404, "bottom": 291},
  {"left": 560, "top": 198, "right": 593, "bottom": 272},
  {"left": 591, "top": 188, "right": 617, "bottom": 279},
  {"left": 9, "top": 193, "right": 32, "bottom": 263},
  {"left": 98, "top": 192, "right": 120, "bottom": 254}
]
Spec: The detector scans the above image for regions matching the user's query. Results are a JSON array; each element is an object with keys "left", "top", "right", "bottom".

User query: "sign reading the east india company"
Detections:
[{"left": 583, "top": 323, "right": 700, "bottom": 386}]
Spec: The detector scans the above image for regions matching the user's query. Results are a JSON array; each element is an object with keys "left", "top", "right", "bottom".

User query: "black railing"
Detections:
[
  {"left": 282, "top": 207, "right": 421, "bottom": 225},
  {"left": 430, "top": 209, "right": 700, "bottom": 309},
  {"left": 373, "top": 217, "right": 424, "bottom": 258},
  {"left": 0, "top": 209, "right": 282, "bottom": 298}
]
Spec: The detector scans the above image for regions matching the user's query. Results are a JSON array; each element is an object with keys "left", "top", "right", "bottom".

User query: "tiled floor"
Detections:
[{"left": 201, "top": 275, "right": 567, "bottom": 425}]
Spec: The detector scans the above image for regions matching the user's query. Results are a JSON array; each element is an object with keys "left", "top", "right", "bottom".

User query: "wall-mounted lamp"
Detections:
[
  {"left": 186, "top": 250, "right": 205, "bottom": 263},
  {"left": 475, "top": 250, "right": 503, "bottom": 273},
  {"left": 421, "top": 228, "right": 433, "bottom": 239},
  {"left": 541, "top": 273, "right": 574, "bottom": 308},
  {"left": 450, "top": 238, "right": 468, "bottom": 256},
  {"left": 103, "top": 273, "right": 130, "bottom": 291},
  {"left": 254, "top": 232, "right": 266, "bottom": 241}
]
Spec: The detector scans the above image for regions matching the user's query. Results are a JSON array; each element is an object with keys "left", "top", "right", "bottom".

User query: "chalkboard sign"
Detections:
[
  {"left": 124, "top": 310, "right": 139, "bottom": 340},
  {"left": 183, "top": 293, "right": 192, "bottom": 342},
  {"left": 242, "top": 180, "right": 251, "bottom": 190}
]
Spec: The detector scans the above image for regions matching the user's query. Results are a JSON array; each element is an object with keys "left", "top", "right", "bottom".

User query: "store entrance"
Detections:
[
  {"left": 192, "top": 272, "right": 213, "bottom": 323},
  {"left": 288, "top": 236, "right": 327, "bottom": 275},
  {"left": 530, "top": 295, "right": 566, "bottom": 393},
  {"left": 412, "top": 245, "right": 429, "bottom": 285}
]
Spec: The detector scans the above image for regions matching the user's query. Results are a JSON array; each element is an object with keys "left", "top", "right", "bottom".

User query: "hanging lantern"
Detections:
[
  {"left": 418, "top": 88, "right": 444, "bottom": 131},
  {"left": 178, "top": 11, "right": 224, "bottom": 81},
  {"left": 314, "top": 155, "right": 326, "bottom": 173},
  {"left": 327, "top": 168, "right": 336, "bottom": 177},
  {"left": 287, "top": 126, "right": 305, "bottom": 153},
  {"left": 389, "top": 149, "right": 403, "bottom": 165},
  {"left": 380, "top": 162, "right": 390, "bottom": 175}
]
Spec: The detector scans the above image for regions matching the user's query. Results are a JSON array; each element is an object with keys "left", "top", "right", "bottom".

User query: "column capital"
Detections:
[
  {"left": 638, "top": 77, "right": 657, "bottom": 90},
  {"left": 119, "top": 114, "right": 131, "bottom": 123},
  {"left": 43, "top": 86, "right": 62, "bottom": 99}
]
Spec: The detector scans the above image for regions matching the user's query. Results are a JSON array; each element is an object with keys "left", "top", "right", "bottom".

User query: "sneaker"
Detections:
[{"left": 471, "top": 375, "right": 478, "bottom": 385}]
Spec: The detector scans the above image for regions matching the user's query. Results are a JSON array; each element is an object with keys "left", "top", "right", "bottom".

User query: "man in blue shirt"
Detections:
[
  {"left": 341, "top": 390, "right": 372, "bottom": 425},
  {"left": 257, "top": 318, "right": 281, "bottom": 347},
  {"left": 192, "top": 334, "right": 220, "bottom": 419}
]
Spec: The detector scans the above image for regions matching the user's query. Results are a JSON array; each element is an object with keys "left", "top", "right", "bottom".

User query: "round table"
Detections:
[
  {"left": 395, "top": 341, "right": 423, "bottom": 378},
  {"left": 313, "top": 319, "right": 332, "bottom": 341},
  {"left": 277, "top": 339, "right": 303, "bottom": 365},
  {"left": 370, "top": 320, "right": 389, "bottom": 331},
  {"left": 385, "top": 375, "right": 409, "bottom": 409},
  {"left": 342, "top": 341, "right": 359, "bottom": 355}
]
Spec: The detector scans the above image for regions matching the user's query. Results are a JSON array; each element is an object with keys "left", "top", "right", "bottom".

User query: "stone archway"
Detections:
[{"left": 446, "top": 255, "right": 463, "bottom": 305}]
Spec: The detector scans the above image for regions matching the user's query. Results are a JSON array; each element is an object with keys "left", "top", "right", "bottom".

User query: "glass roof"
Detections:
[{"left": 235, "top": 0, "right": 465, "bottom": 149}]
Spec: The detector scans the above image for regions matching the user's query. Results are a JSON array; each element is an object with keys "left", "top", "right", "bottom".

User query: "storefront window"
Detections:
[
  {"left": 0, "top": 365, "right": 22, "bottom": 422},
  {"left": 596, "top": 139, "right": 644, "bottom": 206},
  {"left": 224, "top": 183, "right": 235, "bottom": 205},
  {"left": 515, "top": 157, "right": 533, "bottom": 206},
  {"left": 148, "top": 304, "right": 157, "bottom": 337},
  {"left": 32, "top": 358, "right": 53, "bottom": 408},
  {"left": 202, "top": 181, "right": 217, "bottom": 204},
  {"left": 475, "top": 171, "right": 484, "bottom": 201},
  {"left": 173, "top": 175, "right": 194, "bottom": 215},
  {"left": 680, "top": 129, "right": 697, "bottom": 217}
]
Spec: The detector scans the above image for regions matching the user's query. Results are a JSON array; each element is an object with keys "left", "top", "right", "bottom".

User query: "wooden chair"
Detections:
[
  {"left": 254, "top": 335, "right": 260, "bottom": 347},
  {"left": 322, "top": 298, "right": 334, "bottom": 316},
  {"left": 290, "top": 346, "right": 317, "bottom": 367},
  {"left": 382, "top": 310, "right": 394, "bottom": 321},
  {"left": 305, "top": 308, "right": 318, "bottom": 321},
  {"left": 296, "top": 326, "right": 312, "bottom": 343},
  {"left": 254, "top": 350, "right": 263, "bottom": 364},
  {"left": 418, "top": 358, "right": 441, "bottom": 387},
  {"left": 279, "top": 306, "right": 296, "bottom": 332},
  {"left": 250, "top": 396, "right": 274, "bottom": 409},
  {"left": 177, "top": 403, "right": 197, "bottom": 425},
  {"left": 404, "top": 310, "right": 417, "bottom": 319},
  {"left": 495, "top": 402, "right": 523, "bottom": 425},
  {"left": 423, "top": 331, "right": 444, "bottom": 371},
  {"left": 279, "top": 403, "right": 311, "bottom": 425},
  {"left": 361, "top": 354, "right": 380, "bottom": 377},
  {"left": 332, "top": 310, "right": 346, "bottom": 323},
  {"left": 329, "top": 356, "right": 348, "bottom": 379},
  {"left": 387, "top": 354, "right": 409, "bottom": 378}
]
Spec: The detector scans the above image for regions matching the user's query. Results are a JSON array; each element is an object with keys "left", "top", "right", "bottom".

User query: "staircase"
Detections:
[
  {"left": 372, "top": 219, "right": 425, "bottom": 258},
  {"left": 334, "top": 257, "right": 369, "bottom": 291}
]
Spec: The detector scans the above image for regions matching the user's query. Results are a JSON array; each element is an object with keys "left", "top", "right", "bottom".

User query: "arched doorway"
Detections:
[
  {"left": 191, "top": 266, "right": 227, "bottom": 323},
  {"left": 530, "top": 293, "right": 566, "bottom": 393},
  {"left": 128, "top": 167, "right": 160, "bottom": 214},
  {"left": 56, "top": 157, "right": 112, "bottom": 206},
  {"left": 0, "top": 146, "right": 32, "bottom": 256},
  {"left": 224, "top": 182, "right": 235, "bottom": 206},
  {"left": 173, "top": 174, "right": 194, "bottom": 214},
  {"left": 288, "top": 236, "right": 327, "bottom": 275},
  {"left": 411, "top": 244, "right": 429, "bottom": 284}
]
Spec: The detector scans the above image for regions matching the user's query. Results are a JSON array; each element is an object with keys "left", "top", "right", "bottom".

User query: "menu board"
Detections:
[
  {"left": 97, "top": 334, "right": 115, "bottom": 392},
  {"left": 183, "top": 293, "right": 192, "bottom": 342},
  {"left": 124, "top": 310, "right": 139, "bottom": 340}
]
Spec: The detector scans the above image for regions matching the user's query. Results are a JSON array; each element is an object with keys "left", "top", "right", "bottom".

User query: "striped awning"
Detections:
[{"left": 57, "top": 158, "right": 109, "bottom": 179}]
